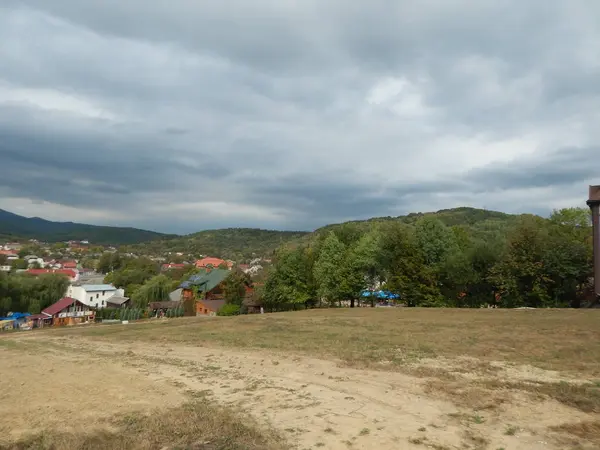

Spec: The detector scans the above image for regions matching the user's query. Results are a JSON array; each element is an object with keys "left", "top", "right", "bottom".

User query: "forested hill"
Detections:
[
  {"left": 127, "top": 207, "right": 523, "bottom": 260},
  {"left": 311, "top": 207, "right": 522, "bottom": 242},
  {"left": 125, "top": 228, "right": 310, "bottom": 261},
  {"left": 0, "top": 209, "right": 172, "bottom": 245}
]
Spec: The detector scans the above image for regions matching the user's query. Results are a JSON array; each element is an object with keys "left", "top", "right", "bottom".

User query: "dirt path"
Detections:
[{"left": 4, "top": 334, "right": 592, "bottom": 450}]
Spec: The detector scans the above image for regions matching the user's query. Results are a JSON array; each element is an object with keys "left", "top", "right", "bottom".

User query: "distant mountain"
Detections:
[
  {"left": 127, "top": 228, "right": 311, "bottom": 260},
  {"left": 0, "top": 209, "right": 173, "bottom": 245},
  {"left": 127, "top": 207, "right": 523, "bottom": 260}
]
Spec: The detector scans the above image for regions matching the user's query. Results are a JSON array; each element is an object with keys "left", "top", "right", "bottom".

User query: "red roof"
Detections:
[
  {"left": 27, "top": 269, "right": 77, "bottom": 279},
  {"left": 41, "top": 297, "right": 83, "bottom": 316},
  {"left": 195, "top": 257, "right": 231, "bottom": 269},
  {"left": 0, "top": 250, "right": 17, "bottom": 256},
  {"left": 62, "top": 261, "right": 77, "bottom": 268}
]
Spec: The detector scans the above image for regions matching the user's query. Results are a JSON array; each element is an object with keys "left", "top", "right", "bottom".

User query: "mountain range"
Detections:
[
  {"left": 0, "top": 207, "right": 524, "bottom": 256},
  {"left": 0, "top": 209, "right": 172, "bottom": 245}
]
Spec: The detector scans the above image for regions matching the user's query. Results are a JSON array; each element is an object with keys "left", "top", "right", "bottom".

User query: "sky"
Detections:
[{"left": 1, "top": 1, "right": 599, "bottom": 234}]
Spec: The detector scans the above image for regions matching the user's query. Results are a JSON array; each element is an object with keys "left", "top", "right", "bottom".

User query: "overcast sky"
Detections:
[{"left": 1, "top": 1, "right": 599, "bottom": 234}]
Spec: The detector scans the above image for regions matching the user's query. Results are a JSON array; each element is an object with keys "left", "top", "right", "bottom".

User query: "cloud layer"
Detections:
[{"left": 1, "top": 1, "right": 599, "bottom": 233}]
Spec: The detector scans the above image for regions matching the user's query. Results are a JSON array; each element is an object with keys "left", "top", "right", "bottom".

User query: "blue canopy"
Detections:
[
  {"left": 360, "top": 290, "right": 400, "bottom": 300},
  {"left": 0, "top": 312, "right": 31, "bottom": 321}
]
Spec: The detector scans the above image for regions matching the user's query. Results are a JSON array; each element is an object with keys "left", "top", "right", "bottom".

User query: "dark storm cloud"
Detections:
[
  {"left": 0, "top": 1, "right": 599, "bottom": 232},
  {"left": 466, "top": 146, "right": 600, "bottom": 192}
]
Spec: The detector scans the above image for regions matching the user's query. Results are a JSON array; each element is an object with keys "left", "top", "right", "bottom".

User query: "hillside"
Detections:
[
  {"left": 128, "top": 207, "right": 523, "bottom": 260},
  {"left": 0, "top": 209, "right": 172, "bottom": 245},
  {"left": 310, "top": 207, "right": 524, "bottom": 243},
  {"left": 126, "top": 228, "right": 310, "bottom": 260}
]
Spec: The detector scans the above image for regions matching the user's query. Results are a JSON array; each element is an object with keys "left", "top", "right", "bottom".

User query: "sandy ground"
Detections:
[{"left": 1, "top": 334, "right": 597, "bottom": 450}]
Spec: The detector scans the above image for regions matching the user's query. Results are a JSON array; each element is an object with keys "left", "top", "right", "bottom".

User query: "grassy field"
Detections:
[
  {"left": 3, "top": 308, "right": 600, "bottom": 449},
  {"left": 41, "top": 308, "right": 600, "bottom": 376}
]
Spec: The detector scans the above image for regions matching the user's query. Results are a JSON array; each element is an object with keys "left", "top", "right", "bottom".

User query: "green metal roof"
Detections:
[{"left": 180, "top": 269, "right": 230, "bottom": 292}]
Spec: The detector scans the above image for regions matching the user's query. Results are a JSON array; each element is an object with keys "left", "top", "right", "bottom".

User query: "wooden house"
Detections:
[
  {"left": 180, "top": 268, "right": 254, "bottom": 316},
  {"left": 40, "top": 297, "right": 94, "bottom": 327}
]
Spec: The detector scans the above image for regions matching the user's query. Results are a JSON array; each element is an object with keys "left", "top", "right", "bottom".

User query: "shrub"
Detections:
[{"left": 217, "top": 304, "right": 241, "bottom": 316}]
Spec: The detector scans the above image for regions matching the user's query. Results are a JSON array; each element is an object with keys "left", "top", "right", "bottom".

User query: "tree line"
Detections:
[
  {"left": 263, "top": 208, "right": 593, "bottom": 310},
  {"left": 0, "top": 272, "right": 70, "bottom": 315}
]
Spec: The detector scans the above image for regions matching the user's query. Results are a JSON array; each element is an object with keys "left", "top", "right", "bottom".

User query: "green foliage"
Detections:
[
  {"left": 263, "top": 246, "right": 316, "bottom": 310},
  {"left": 126, "top": 228, "right": 309, "bottom": 261},
  {"left": 0, "top": 272, "right": 70, "bottom": 316},
  {"left": 217, "top": 304, "right": 241, "bottom": 316},
  {"left": 222, "top": 271, "right": 252, "bottom": 306},
  {"left": 263, "top": 206, "right": 594, "bottom": 310},
  {"left": 96, "top": 307, "right": 144, "bottom": 321},
  {"left": 103, "top": 256, "right": 160, "bottom": 295},
  {"left": 130, "top": 274, "right": 172, "bottom": 308},
  {"left": 313, "top": 232, "right": 346, "bottom": 306},
  {"left": 97, "top": 252, "right": 124, "bottom": 274}
]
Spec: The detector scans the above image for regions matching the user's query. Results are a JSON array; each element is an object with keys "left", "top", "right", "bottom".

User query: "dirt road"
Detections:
[{"left": 1, "top": 333, "right": 596, "bottom": 449}]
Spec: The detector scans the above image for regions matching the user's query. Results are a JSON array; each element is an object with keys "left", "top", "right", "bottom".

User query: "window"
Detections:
[
  {"left": 96, "top": 293, "right": 99, "bottom": 299},
  {"left": 102, "top": 300, "right": 105, "bottom": 306},
  {"left": 102, "top": 291, "right": 105, "bottom": 295},
  {"left": 95, "top": 303, "right": 98, "bottom": 308},
  {"left": 90, "top": 296, "right": 93, "bottom": 302}
]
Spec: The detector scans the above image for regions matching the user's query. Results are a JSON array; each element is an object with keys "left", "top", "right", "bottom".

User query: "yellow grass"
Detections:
[
  {"left": 39, "top": 308, "right": 600, "bottom": 376},
  {"left": 3, "top": 308, "right": 600, "bottom": 449},
  {"left": 1, "top": 401, "right": 286, "bottom": 450}
]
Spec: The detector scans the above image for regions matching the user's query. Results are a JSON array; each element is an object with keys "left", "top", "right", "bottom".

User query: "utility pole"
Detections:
[{"left": 587, "top": 185, "right": 600, "bottom": 303}]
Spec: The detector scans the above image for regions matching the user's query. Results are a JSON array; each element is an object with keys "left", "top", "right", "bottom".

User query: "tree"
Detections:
[
  {"left": 380, "top": 223, "right": 442, "bottom": 307},
  {"left": 313, "top": 232, "right": 346, "bottom": 307},
  {"left": 489, "top": 217, "right": 552, "bottom": 308},
  {"left": 263, "top": 247, "right": 315, "bottom": 311},
  {"left": 97, "top": 252, "right": 124, "bottom": 274},
  {"left": 222, "top": 271, "right": 252, "bottom": 306},
  {"left": 414, "top": 216, "right": 458, "bottom": 267},
  {"left": 131, "top": 274, "right": 172, "bottom": 308},
  {"left": 339, "top": 230, "right": 382, "bottom": 307}
]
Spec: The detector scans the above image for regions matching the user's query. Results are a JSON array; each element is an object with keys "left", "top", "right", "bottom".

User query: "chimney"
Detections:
[{"left": 587, "top": 185, "right": 600, "bottom": 302}]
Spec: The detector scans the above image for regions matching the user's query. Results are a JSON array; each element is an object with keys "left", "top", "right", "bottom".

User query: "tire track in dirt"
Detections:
[{"left": 37, "top": 336, "right": 590, "bottom": 450}]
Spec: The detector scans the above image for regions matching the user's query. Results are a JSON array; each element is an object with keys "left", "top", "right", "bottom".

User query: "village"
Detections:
[{"left": 0, "top": 239, "right": 266, "bottom": 331}]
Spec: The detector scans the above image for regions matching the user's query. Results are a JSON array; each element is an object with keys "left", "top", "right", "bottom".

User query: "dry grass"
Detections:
[
  {"left": 426, "top": 377, "right": 600, "bottom": 414},
  {"left": 30, "top": 308, "right": 600, "bottom": 376},
  {"left": 0, "top": 401, "right": 287, "bottom": 450},
  {"left": 550, "top": 420, "right": 600, "bottom": 446}
]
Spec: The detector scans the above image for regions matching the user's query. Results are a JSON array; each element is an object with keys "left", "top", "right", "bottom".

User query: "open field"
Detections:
[{"left": 1, "top": 308, "right": 600, "bottom": 449}]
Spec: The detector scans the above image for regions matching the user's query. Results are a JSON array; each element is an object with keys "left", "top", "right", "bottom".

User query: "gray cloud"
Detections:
[{"left": 0, "top": 1, "right": 599, "bottom": 234}]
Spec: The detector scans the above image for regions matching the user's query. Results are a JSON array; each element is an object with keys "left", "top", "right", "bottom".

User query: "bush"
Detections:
[{"left": 217, "top": 304, "right": 241, "bottom": 316}]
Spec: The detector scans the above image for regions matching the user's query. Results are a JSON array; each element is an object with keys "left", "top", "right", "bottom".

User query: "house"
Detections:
[
  {"left": 180, "top": 268, "right": 230, "bottom": 315},
  {"left": 24, "top": 255, "right": 45, "bottom": 268},
  {"left": 105, "top": 296, "right": 130, "bottom": 308},
  {"left": 40, "top": 297, "right": 94, "bottom": 326},
  {"left": 180, "top": 268, "right": 254, "bottom": 316},
  {"left": 66, "top": 284, "right": 125, "bottom": 309},
  {"left": 148, "top": 300, "right": 181, "bottom": 316},
  {"left": 195, "top": 257, "right": 232, "bottom": 270},
  {"left": 195, "top": 299, "right": 226, "bottom": 316},
  {"left": 0, "top": 265, "right": 11, "bottom": 272},
  {"left": 27, "top": 268, "right": 79, "bottom": 282},
  {"left": 0, "top": 250, "right": 17, "bottom": 257},
  {"left": 61, "top": 260, "right": 77, "bottom": 269}
]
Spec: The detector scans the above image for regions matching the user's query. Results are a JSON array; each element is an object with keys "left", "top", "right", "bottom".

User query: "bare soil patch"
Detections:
[{"left": 2, "top": 309, "right": 599, "bottom": 449}]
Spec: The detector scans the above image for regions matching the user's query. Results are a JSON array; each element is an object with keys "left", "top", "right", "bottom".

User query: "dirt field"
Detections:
[{"left": 1, "top": 309, "right": 599, "bottom": 449}]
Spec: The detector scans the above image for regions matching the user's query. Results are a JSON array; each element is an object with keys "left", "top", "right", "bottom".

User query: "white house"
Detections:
[
  {"left": 24, "top": 255, "right": 45, "bottom": 268},
  {"left": 66, "top": 284, "right": 125, "bottom": 309},
  {"left": 0, "top": 265, "right": 11, "bottom": 272}
]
